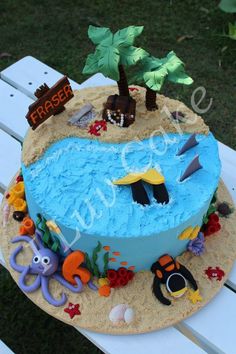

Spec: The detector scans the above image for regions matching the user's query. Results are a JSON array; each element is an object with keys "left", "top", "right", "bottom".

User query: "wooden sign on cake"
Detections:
[{"left": 26, "top": 76, "right": 74, "bottom": 130}]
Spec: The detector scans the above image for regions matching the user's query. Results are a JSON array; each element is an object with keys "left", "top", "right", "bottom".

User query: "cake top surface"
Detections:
[
  {"left": 22, "top": 85, "right": 209, "bottom": 166},
  {"left": 22, "top": 132, "right": 220, "bottom": 238}
]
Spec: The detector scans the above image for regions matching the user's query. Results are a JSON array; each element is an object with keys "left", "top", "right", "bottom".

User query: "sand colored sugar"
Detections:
[
  {"left": 1, "top": 180, "right": 235, "bottom": 334},
  {"left": 22, "top": 85, "right": 209, "bottom": 166}
]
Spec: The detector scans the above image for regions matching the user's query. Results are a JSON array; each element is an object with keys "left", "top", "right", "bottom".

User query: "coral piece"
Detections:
[
  {"left": 180, "top": 155, "right": 202, "bottom": 182},
  {"left": 178, "top": 226, "right": 194, "bottom": 240},
  {"left": 10, "top": 236, "right": 83, "bottom": 307},
  {"left": 19, "top": 217, "right": 35, "bottom": 236},
  {"left": 98, "top": 284, "right": 111, "bottom": 297},
  {"left": 205, "top": 267, "right": 225, "bottom": 281},
  {"left": 2, "top": 204, "right": 10, "bottom": 227},
  {"left": 177, "top": 134, "right": 198, "bottom": 156},
  {"left": 98, "top": 278, "right": 109, "bottom": 287},
  {"left": 107, "top": 268, "right": 134, "bottom": 288},
  {"left": 88, "top": 120, "right": 107, "bottom": 136},
  {"left": 188, "top": 289, "right": 202, "bottom": 304},
  {"left": 13, "top": 211, "right": 26, "bottom": 222},
  {"left": 203, "top": 212, "right": 221, "bottom": 237},
  {"left": 13, "top": 198, "right": 27, "bottom": 213},
  {"left": 217, "top": 202, "right": 233, "bottom": 217},
  {"left": 151, "top": 254, "right": 198, "bottom": 306},
  {"left": 62, "top": 251, "right": 91, "bottom": 285},
  {"left": 187, "top": 232, "right": 205, "bottom": 256},
  {"left": 64, "top": 303, "right": 81, "bottom": 319}
]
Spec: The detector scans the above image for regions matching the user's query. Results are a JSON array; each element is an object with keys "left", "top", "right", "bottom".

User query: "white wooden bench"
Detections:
[{"left": 0, "top": 56, "right": 236, "bottom": 354}]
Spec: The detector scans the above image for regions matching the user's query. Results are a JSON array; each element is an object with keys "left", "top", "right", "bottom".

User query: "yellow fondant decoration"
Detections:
[
  {"left": 178, "top": 227, "right": 194, "bottom": 240},
  {"left": 10, "top": 182, "right": 25, "bottom": 199},
  {"left": 113, "top": 169, "right": 165, "bottom": 186},
  {"left": 13, "top": 198, "right": 27, "bottom": 213},
  {"left": 98, "top": 277, "right": 109, "bottom": 286},
  {"left": 188, "top": 289, "right": 202, "bottom": 304},
  {"left": 141, "top": 169, "right": 165, "bottom": 185},
  {"left": 189, "top": 226, "right": 201, "bottom": 240},
  {"left": 113, "top": 172, "right": 143, "bottom": 185},
  {"left": 7, "top": 193, "right": 17, "bottom": 206},
  {"left": 46, "top": 220, "right": 61, "bottom": 234}
]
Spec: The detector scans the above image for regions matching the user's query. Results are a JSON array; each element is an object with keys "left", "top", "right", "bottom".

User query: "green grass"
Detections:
[{"left": 0, "top": 0, "right": 235, "bottom": 353}]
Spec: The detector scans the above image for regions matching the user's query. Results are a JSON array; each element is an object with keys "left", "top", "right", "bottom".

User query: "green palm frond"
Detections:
[
  {"left": 130, "top": 51, "right": 193, "bottom": 92},
  {"left": 83, "top": 25, "right": 148, "bottom": 81},
  {"left": 219, "top": 0, "right": 236, "bottom": 13}
]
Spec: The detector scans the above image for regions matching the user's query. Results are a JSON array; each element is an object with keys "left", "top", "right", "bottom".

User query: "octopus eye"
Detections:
[
  {"left": 42, "top": 256, "right": 50, "bottom": 265},
  {"left": 33, "top": 256, "right": 40, "bottom": 263}
]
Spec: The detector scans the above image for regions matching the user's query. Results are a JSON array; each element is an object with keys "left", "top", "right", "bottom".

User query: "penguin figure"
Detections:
[{"left": 151, "top": 254, "right": 198, "bottom": 306}]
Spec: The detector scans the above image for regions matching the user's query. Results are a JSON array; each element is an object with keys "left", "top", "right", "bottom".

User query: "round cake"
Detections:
[{"left": 1, "top": 24, "right": 235, "bottom": 333}]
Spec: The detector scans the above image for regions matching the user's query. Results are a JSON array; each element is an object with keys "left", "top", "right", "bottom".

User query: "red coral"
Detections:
[
  {"left": 107, "top": 269, "right": 117, "bottom": 281},
  {"left": 88, "top": 120, "right": 107, "bottom": 136},
  {"left": 205, "top": 266, "right": 225, "bottom": 281},
  {"left": 209, "top": 213, "right": 219, "bottom": 223},
  {"left": 203, "top": 213, "right": 221, "bottom": 237},
  {"left": 107, "top": 267, "right": 134, "bottom": 288},
  {"left": 118, "top": 267, "right": 128, "bottom": 278}
]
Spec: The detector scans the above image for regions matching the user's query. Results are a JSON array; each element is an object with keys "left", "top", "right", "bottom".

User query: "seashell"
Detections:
[
  {"left": 109, "top": 304, "right": 129, "bottom": 323},
  {"left": 124, "top": 308, "right": 134, "bottom": 324},
  {"left": 3, "top": 204, "right": 10, "bottom": 227}
]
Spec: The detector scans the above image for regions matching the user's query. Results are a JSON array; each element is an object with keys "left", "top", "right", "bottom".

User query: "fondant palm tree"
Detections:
[
  {"left": 83, "top": 25, "right": 148, "bottom": 97},
  {"left": 130, "top": 51, "right": 193, "bottom": 110}
]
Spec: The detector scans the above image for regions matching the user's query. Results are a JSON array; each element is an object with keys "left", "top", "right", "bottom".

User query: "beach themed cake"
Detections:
[{"left": 1, "top": 25, "right": 235, "bottom": 333}]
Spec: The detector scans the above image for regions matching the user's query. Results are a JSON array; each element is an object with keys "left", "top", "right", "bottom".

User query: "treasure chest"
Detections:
[{"left": 102, "top": 94, "right": 136, "bottom": 127}]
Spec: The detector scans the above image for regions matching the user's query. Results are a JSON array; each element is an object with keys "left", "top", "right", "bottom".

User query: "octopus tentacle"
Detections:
[
  {"left": 41, "top": 276, "right": 67, "bottom": 307},
  {"left": 88, "top": 280, "right": 98, "bottom": 291},
  {"left": 19, "top": 265, "right": 41, "bottom": 292},
  {"left": 10, "top": 245, "right": 26, "bottom": 273},
  {"left": 53, "top": 274, "right": 83, "bottom": 293},
  {"left": 12, "top": 235, "right": 35, "bottom": 244}
]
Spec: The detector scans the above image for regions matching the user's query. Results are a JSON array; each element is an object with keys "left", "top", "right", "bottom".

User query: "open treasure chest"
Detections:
[{"left": 103, "top": 94, "right": 136, "bottom": 127}]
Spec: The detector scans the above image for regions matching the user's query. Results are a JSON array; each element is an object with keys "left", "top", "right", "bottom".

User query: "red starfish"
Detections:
[
  {"left": 64, "top": 302, "right": 81, "bottom": 319},
  {"left": 129, "top": 87, "right": 139, "bottom": 92},
  {"left": 205, "top": 266, "right": 225, "bottom": 281}
]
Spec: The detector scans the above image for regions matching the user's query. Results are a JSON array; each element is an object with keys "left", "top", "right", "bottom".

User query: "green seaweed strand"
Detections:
[
  {"left": 36, "top": 214, "right": 59, "bottom": 252},
  {"left": 92, "top": 241, "right": 102, "bottom": 278},
  {"left": 103, "top": 252, "right": 109, "bottom": 277},
  {"left": 85, "top": 252, "right": 93, "bottom": 273}
]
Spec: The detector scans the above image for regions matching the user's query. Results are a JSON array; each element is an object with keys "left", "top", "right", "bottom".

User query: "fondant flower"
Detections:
[{"left": 187, "top": 232, "right": 205, "bottom": 256}]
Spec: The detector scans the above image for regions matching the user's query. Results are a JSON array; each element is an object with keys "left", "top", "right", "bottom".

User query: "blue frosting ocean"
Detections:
[{"left": 22, "top": 133, "right": 220, "bottom": 238}]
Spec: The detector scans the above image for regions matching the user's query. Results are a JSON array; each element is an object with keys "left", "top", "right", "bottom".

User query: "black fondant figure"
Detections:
[{"left": 151, "top": 254, "right": 198, "bottom": 306}]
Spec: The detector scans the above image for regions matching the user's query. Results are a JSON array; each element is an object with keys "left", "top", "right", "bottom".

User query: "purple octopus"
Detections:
[{"left": 10, "top": 233, "right": 84, "bottom": 307}]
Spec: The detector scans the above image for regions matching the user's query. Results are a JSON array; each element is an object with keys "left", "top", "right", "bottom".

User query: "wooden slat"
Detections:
[
  {"left": 1, "top": 56, "right": 80, "bottom": 99},
  {"left": 179, "top": 287, "right": 236, "bottom": 353},
  {"left": 0, "top": 340, "right": 14, "bottom": 354},
  {"left": 79, "top": 326, "right": 205, "bottom": 354},
  {"left": 0, "top": 130, "right": 21, "bottom": 189},
  {"left": 0, "top": 80, "right": 32, "bottom": 142},
  {"left": 79, "top": 73, "right": 115, "bottom": 89}
]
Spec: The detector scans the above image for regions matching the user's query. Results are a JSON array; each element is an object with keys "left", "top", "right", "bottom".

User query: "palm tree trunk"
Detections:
[
  {"left": 145, "top": 87, "right": 158, "bottom": 111},
  {"left": 117, "top": 65, "right": 130, "bottom": 97}
]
